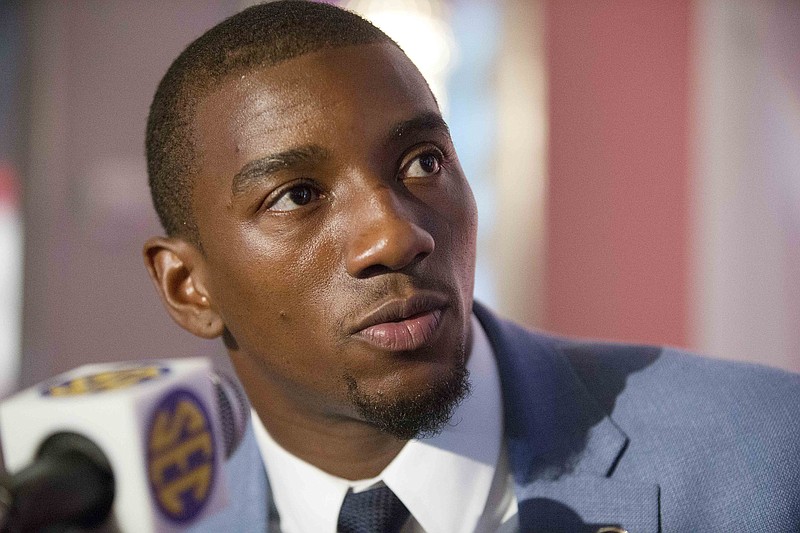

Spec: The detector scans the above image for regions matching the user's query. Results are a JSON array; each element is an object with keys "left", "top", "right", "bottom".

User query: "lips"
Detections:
[{"left": 351, "top": 292, "right": 448, "bottom": 351}]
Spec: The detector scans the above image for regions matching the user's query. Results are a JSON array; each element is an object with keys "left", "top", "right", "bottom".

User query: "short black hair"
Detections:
[{"left": 146, "top": 1, "right": 393, "bottom": 245}]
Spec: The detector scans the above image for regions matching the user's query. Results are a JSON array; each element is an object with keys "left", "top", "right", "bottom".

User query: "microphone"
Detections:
[
  {"left": 1, "top": 431, "right": 114, "bottom": 531},
  {"left": 0, "top": 358, "right": 263, "bottom": 532}
]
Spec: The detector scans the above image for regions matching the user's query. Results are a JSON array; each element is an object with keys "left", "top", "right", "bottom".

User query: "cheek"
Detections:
[
  {"left": 440, "top": 179, "right": 479, "bottom": 271},
  {"left": 209, "top": 249, "right": 351, "bottom": 394},
  {"left": 455, "top": 183, "right": 479, "bottom": 245},
  {"left": 205, "top": 225, "right": 340, "bottom": 348}
]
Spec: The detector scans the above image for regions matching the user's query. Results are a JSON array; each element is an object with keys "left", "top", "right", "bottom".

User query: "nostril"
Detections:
[
  {"left": 357, "top": 264, "right": 393, "bottom": 279},
  {"left": 410, "top": 249, "right": 432, "bottom": 267},
  {"left": 355, "top": 249, "right": 431, "bottom": 279}
]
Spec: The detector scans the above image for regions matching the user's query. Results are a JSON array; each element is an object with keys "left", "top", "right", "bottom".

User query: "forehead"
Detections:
[{"left": 192, "top": 42, "right": 439, "bottom": 177}]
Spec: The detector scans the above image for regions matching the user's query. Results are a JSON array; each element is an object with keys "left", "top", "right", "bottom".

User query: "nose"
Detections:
[{"left": 345, "top": 187, "right": 435, "bottom": 278}]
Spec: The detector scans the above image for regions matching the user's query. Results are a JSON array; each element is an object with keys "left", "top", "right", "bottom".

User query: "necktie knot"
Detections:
[{"left": 337, "top": 485, "right": 410, "bottom": 533}]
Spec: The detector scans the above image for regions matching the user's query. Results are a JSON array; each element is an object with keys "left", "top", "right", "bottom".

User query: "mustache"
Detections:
[
  {"left": 345, "top": 274, "right": 455, "bottom": 303},
  {"left": 334, "top": 273, "right": 458, "bottom": 329}
]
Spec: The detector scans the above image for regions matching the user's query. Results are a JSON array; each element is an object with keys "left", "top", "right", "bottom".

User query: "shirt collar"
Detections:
[{"left": 252, "top": 314, "right": 504, "bottom": 533}]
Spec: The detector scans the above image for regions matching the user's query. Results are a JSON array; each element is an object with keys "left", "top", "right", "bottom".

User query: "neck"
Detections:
[
  {"left": 231, "top": 351, "right": 407, "bottom": 480},
  {"left": 256, "top": 405, "right": 406, "bottom": 480}
]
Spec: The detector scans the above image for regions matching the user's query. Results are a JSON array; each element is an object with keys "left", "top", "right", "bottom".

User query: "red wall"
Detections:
[{"left": 544, "top": 1, "right": 691, "bottom": 346}]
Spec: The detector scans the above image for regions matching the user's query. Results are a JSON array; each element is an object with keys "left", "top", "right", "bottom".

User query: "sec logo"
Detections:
[
  {"left": 43, "top": 365, "right": 169, "bottom": 396},
  {"left": 147, "top": 389, "right": 216, "bottom": 523}
]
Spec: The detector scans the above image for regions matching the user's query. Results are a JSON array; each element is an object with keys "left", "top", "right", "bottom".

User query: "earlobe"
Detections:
[{"left": 142, "top": 236, "right": 224, "bottom": 339}]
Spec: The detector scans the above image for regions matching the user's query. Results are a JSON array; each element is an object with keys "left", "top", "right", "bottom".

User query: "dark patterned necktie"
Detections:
[{"left": 337, "top": 486, "right": 410, "bottom": 533}]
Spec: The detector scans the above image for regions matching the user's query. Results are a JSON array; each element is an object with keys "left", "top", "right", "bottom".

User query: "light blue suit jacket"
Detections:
[
  {"left": 474, "top": 302, "right": 800, "bottom": 532},
  {"left": 209, "top": 302, "right": 800, "bottom": 532}
]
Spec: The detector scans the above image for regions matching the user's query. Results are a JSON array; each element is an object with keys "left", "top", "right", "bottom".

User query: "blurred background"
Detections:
[{"left": 0, "top": 0, "right": 798, "bottom": 397}]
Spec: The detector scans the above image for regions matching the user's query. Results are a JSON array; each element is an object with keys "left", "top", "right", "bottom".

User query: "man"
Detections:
[{"left": 143, "top": 2, "right": 800, "bottom": 532}]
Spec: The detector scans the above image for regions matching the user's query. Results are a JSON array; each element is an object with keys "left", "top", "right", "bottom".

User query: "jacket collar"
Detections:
[{"left": 473, "top": 302, "right": 660, "bottom": 532}]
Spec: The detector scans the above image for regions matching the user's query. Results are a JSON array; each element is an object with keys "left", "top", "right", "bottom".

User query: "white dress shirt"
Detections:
[{"left": 252, "top": 315, "right": 519, "bottom": 533}]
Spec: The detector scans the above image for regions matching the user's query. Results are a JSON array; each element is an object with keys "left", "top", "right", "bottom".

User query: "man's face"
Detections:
[{"left": 190, "top": 42, "right": 478, "bottom": 435}]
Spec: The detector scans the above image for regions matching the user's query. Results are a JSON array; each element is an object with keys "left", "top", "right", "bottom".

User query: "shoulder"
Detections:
[
  {"left": 474, "top": 300, "right": 800, "bottom": 464},
  {"left": 474, "top": 300, "right": 800, "bottom": 422},
  {"left": 555, "top": 336, "right": 800, "bottom": 435},
  {"left": 475, "top": 303, "right": 800, "bottom": 524},
  {"left": 559, "top": 337, "right": 800, "bottom": 417},
  {"left": 566, "top": 342, "right": 800, "bottom": 525}
]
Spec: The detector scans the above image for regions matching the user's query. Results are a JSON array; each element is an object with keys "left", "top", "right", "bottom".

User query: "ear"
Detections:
[{"left": 143, "top": 236, "right": 224, "bottom": 339}]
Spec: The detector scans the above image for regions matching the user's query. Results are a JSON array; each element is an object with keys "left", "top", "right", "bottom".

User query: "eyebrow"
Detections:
[
  {"left": 229, "top": 113, "right": 448, "bottom": 197},
  {"left": 387, "top": 112, "right": 451, "bottom": 146},
  {"left": 231, "top": 145, "right": 329, "bottom": 197}
]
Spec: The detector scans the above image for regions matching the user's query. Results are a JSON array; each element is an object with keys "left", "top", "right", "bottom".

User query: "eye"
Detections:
[
  {"left": 403, "top": 151, "right": 442, "bottom": 179},
  {"left": 266, "top": 183, "right": 322, "bottom": 212}
]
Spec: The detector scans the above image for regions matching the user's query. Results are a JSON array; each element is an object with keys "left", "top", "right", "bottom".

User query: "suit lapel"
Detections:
[{"left": 473, "top": 303, "right": 660, "bottom": 532}]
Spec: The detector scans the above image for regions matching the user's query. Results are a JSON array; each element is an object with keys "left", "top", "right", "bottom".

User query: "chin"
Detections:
[{"left": 344, "top": 341, "right": 472, "bottom": 440}]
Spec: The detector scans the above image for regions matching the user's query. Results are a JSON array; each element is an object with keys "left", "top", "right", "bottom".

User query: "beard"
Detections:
[{"left": 344, "top": 353, "right": 472, "bottom": 441}]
